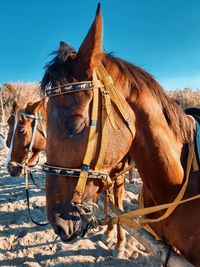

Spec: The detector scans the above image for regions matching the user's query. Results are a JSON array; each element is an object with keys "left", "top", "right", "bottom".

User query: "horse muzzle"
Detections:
[
  {"left": 7, "top": 161, "right": 24, "bottom": 177},
  {"left": 51, "top": 208, "right": 83, "bottom": 242},
  {"left": 6, "top": 134, "right": 12, "bottom": 148},
  {"left": 50, "top": 203, "right": 99, "bottom": 242}
]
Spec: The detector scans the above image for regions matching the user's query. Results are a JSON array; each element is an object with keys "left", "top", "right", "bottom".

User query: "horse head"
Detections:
[
  {"left": 7, "top": 98, "right": 46, "bottom": 177},
  {"left": 42, "top": 4, "right": 134, "bottom": 242}
]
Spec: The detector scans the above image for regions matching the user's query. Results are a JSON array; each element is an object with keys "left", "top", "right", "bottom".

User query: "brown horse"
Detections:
[
  {"left": 7, "top": 98, "right": 46, "bottom": 177},
  {"left": 41, "top": 5, "right": 200, "bottom": 265}
]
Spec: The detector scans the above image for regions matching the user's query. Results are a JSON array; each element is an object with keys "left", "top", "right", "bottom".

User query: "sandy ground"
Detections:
[{"left": 0, "top": 146, "right": 161, "bottom": 267}]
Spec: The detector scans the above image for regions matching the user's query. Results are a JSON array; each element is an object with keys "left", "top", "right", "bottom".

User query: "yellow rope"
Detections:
[{"left": 99, "top": 144, "right": 200, "bottom": 230}]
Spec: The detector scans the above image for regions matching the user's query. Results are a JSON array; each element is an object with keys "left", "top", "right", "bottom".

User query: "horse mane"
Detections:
[
  {"left": 40, "top": 45, "right": 194, "bottom": 143},
  {"left": 103, "top": 54, "right": 194, "bottom": 143}
]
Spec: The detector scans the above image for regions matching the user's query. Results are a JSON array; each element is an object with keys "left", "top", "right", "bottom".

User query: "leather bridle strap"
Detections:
[
  {"left": 43, "top": 163, "right": 108, "bottom": 180},
  {"left": 71, "top": 73, "right": 100, "bottom": 204},
  {"left": 45, "top": 81, "right": 103, "bottom": 97},
  {"left": 23, "top": 113, "right": 39, "bottom": 166},
  {"left": 99, "top": 143, "right": 200, "bottom": 229},
  {"left": 25, "top": 169, "right": 48, "bottom": 226},
  {"left": 96, "top": 62, "right": 135, "bottom": 136}
]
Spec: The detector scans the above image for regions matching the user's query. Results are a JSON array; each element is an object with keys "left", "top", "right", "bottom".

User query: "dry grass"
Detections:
[
  {"left": 167, "top": 88, "right": 200, "bottom": 109},
  {"left": 0, "top": 83, "right": 42, "bottom": 120},
  {"left": 0, "top": 83, "right": 199, "bottom": 121}
]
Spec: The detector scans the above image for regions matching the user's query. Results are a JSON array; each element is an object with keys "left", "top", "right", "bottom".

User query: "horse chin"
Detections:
[
  {"left": 59, "top": 226, "right": 82, "bottom": 243},
  {"left": 52, "top": 217, "right": 83, "bottom": 243}
]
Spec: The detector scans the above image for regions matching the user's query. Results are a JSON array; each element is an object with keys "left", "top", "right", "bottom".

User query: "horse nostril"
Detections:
[
  {"left": 52, "top": 224, "right": 62, "bottom": 235},
  {"left": 6, "top": 140, "right": 10, "bottom": 148}
]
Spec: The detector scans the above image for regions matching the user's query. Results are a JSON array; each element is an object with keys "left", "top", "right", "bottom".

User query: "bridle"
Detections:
[
  {"left": 43, "top": 62, "right": 135, "bottom": 232},
  {"left": 19, "top": 111, "right": 46, "bottom": 169},
  {"left": 8, "top": 110, "right": 46, "bottom": 170},
  {"left": 10, "top": 110, "right": 48, "bottom": 226}
]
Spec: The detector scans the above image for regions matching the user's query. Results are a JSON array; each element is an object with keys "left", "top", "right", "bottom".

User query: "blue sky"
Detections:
[{"left": 1, "top": 0, "right": 200, "bottom": 90}]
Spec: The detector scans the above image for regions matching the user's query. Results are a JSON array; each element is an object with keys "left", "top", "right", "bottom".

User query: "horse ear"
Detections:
[
  {"left": 12, "top": 101, "right": 19, "bottom": 112},
  {"left": 76, "top": 3, "right": 103, "bottom": 77},
  {"left": 26, "top": 100, "right": 40, "bottom": 114},
  {"left": 59, "top": 41, "right": 76, "bottom": 62},
  {"left": 31, "top": 98, "right": 47, "bottom": 115}
]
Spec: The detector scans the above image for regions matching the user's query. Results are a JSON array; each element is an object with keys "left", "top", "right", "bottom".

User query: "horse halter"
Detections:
[{"left": 43, "top": 62, "right": 135, "bottom": 231}]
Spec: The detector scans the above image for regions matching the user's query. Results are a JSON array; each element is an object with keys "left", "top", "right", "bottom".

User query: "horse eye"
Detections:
[{"left": 18, "top": 128, "right": 27, "bottom": 135}]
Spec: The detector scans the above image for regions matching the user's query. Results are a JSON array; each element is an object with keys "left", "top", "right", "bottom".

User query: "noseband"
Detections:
[{"left": 43, "top": 62, "right": 135, "bottom": 231}]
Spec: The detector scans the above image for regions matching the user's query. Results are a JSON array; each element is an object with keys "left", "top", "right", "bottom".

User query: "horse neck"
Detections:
[
  {"left": 129, "top": 88, "right": 195, "bottom": 203},
  {"left": 102, "top": 57, "right": 195, "bottom": 202}
]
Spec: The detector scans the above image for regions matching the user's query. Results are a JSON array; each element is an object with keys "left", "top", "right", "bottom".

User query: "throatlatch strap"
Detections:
[{"left": 72, "top": 74, "right": 99, "bottom": 203}]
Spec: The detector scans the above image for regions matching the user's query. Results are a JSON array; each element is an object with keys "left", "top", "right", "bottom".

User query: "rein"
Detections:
[{"left": 14, "top": 111, "right": 48, "bottom": 226}]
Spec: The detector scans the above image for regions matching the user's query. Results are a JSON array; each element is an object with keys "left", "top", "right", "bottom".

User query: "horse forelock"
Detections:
[{"left": 41, "top": 44, "right": 77, "bottom": 90}]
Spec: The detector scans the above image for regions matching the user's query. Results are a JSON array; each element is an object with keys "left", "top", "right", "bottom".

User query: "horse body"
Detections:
[
  {"left": 102, "top": 44, "right": 200, "bottom": 264},
  {"left": 100, "top": 54, "right": 200, "bottom": 262},
  {"left": 42, "top": 5, "right": 200, "bottom": 265},
  {"left": 128, "top": 85, "right": 200, "bottom": 261},
  {"left": 7, "top": 98, "right": 46, "bottom": 177}
]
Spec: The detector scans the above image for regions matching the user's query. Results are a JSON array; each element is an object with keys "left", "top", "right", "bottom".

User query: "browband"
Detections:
[{"left": 46, "top": 81, "right": 94, "bottom": 97}]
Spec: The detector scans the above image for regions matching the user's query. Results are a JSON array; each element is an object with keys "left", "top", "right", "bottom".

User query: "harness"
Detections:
[
  {"left": 43, "top": 61, "right": 200, "bottom": 237},
  {"left": 44, "top": 62, "right": 135, "bottom": 231}
]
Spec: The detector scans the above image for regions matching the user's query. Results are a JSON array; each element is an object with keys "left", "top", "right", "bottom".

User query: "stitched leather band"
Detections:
[{"left": 43, "top": 164, "right": 108, "bottom": 180}]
